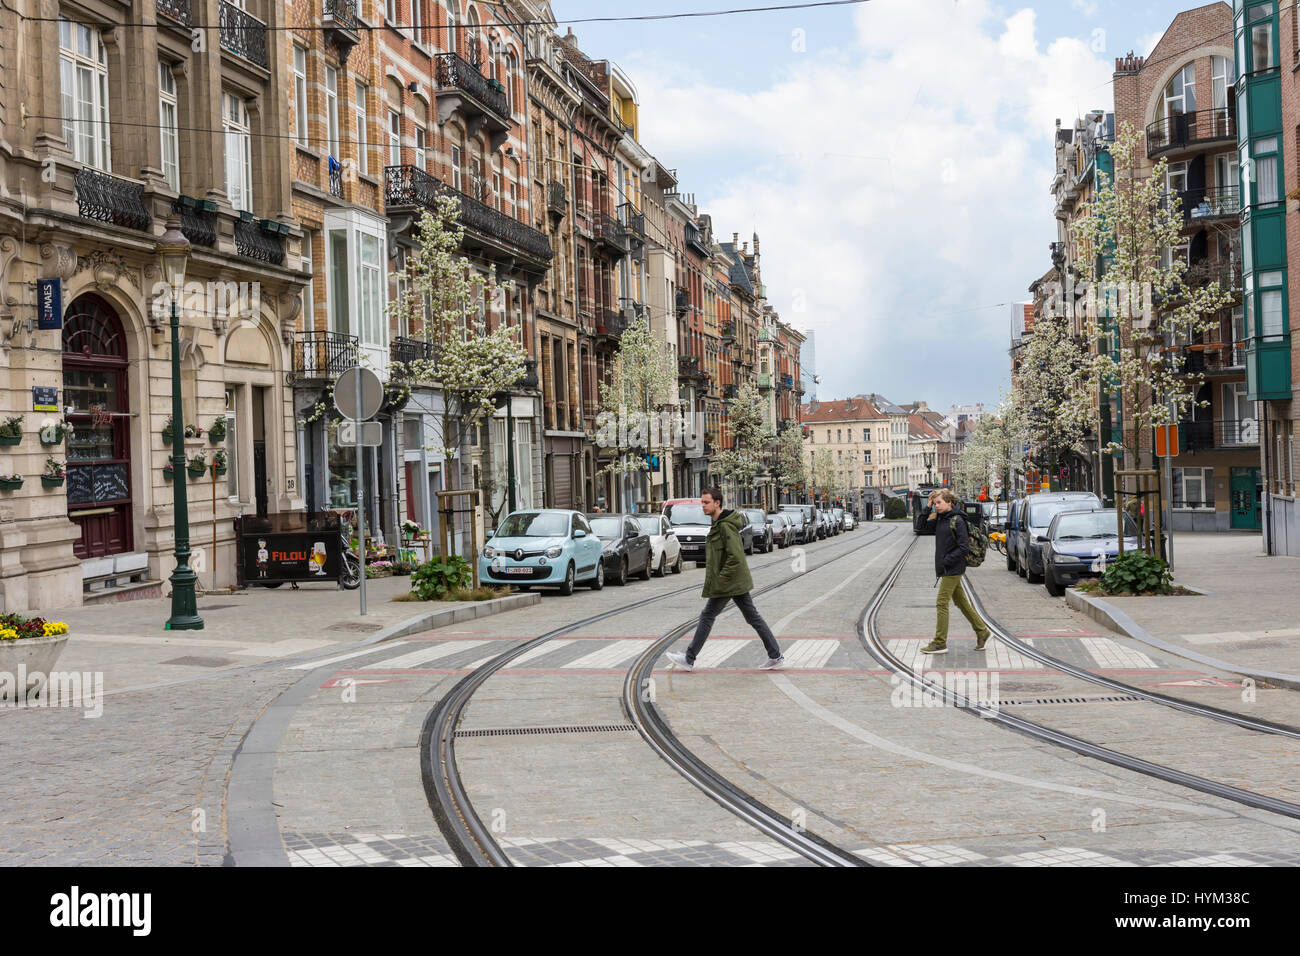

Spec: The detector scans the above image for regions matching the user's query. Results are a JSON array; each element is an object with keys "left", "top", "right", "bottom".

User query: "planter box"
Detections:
[
  {"left": 209, "top": 432, "right": 225, "bottom": 444},
  {"left": 41, "top": 476, "right": 65, "bottom": 488},
  {"left": 0, "top": 435, "right": 20, "bottom": 446},
  {"left": 0, "top": 633, "right": 70, "bottom": 702},
  {"left": 187, "top": 466, "right": 207, "bottom": 479},
  {"left": 163, "top": 469, "right": 175, "bottom": 481},
  {"left": 0, "top": 479, "right": 23, "bottom": 491},
  {"left": 162, "top": 433, "right": 173, "bottom": 445},
  {"left": 215, "top": 465, "right": 227, "bottom": 476}
]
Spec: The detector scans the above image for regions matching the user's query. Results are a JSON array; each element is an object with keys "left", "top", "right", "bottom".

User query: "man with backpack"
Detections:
[{"left": 922, "top": 489, "right": 991, "bottom": 655}]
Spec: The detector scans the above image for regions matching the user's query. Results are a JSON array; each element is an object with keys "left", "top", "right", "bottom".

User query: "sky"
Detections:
[{"left": 547, "top": 0, "right": 1210, "bottom": 412}]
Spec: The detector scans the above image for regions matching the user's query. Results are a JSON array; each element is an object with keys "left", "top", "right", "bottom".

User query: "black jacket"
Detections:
[{"left": 934, "top": 508, "right": 969, "bottom": 577}]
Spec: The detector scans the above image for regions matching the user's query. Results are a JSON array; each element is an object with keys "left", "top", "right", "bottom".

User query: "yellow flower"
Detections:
[{"left": 0, "top": 628, "right": 18, "bottom": 641}]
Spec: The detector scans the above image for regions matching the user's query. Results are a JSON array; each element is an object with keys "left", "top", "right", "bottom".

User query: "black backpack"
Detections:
[{"left": 950, "top": 513, "right": 988, "bottom": 568}]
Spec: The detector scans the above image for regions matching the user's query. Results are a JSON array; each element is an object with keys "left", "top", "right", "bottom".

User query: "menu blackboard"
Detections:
[
  {"left": 66, "top": 466, "right": 93, "bottom": 506},
  {"left": 66, "top": 463, "right": 129, "bottom": 505}
]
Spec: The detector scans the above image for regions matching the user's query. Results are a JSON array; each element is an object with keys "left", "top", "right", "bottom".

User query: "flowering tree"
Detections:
[
  {"left": 595, "top": 315, "right": 679, "bottom": 509},
  {"left": 953, "top": 399, "right": 1027, "bottom": 499},
  {"left": 387, "top": 197, "right": 528, "bottom": 522},
  {"left": 1011, "top": 311, "right": 1090, "bottom": 486},
  {"left": 1068, "top": 122, "right": 1234, "bottom": 469},
  {"left": 810, "top": 448, "right": 835, "bottom": 504},
  {"left": 771, "top": 423, "right": 806, "bottom": 499},
  {"left": 713, "top": 380, "right": 767, "bottom": 500}
]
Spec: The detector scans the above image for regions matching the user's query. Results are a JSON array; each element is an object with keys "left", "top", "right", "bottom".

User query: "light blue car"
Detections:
[{"left": 479, "top": 509, "right": 605, "bottom": 595}]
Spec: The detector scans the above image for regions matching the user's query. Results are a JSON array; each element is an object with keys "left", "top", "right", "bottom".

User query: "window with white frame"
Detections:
[
  {"left": 225, "top": 387, "right": 239, "bottom": 499},
  {"left": 388, "top": 108, "right": 401, "bottom": 167},
  {"left": 1172, "top": 467, "right": 1213, "bottom": 508},
  {"left": 59, "top": 19, "right": 111, "bottom": 170},
  {"left": 1162, "top": 62, "right": 1196, "bottom": 117},
  {"left": 293, "top": 45, "right": 308, "bottom": 147},
  {"left": 325, "top": 210, "right": 388, "bottom": 348},
  {"left": 450, "top": 145, "right": 462, "bottom": 191},
  {"left": 301, "top": 228, "right": 315, "bottom": 331},
  {"left": 446, "top": 1, "right": 457, "bottom": 55},
  {"left": 414, "top": 126, "right": 427, "bottom": 171},
  {"left": 354, "top": 81, "right": 369, "bottom": 176},
  {"left": 222, "top": 92, "right": 253, "bottom": 212},
  {"left": 325, "top": 65, "right": 340, "bottom": 158},
  {"left": 411, "top": 0, "right": 422, "bottom": 37},
  {"left": 159, "top": 62, "right": 180, "bottom": 191},
  {"left": 385, "top": 0, "right": 397, "bottom": 24},
  {"left": 1253, "top": 136, "right": 1280, "bottom": 205}
]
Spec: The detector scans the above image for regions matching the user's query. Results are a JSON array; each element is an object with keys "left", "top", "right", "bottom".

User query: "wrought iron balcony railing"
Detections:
[
  {"left": 758, "top": 327, "right": 775, "bottom": 342},
  {"left": 1145, "top": 108, "right": 1235, "bottom": 156},
  {"left": 323, "top": 0, "right": 360, "bottom": 35},
  {"left": 435, "top": 52, "right": 510, "bottom": 124},
  {"left": 758, "top": 373, "right": 773, "bottom": 388},
  {"left": 384, "top": 165, "right": 553, "bottom": 262},
  {"left": 234, "top": 218, "right": 285, "bottom": 265},
  {"left": 618, "top": 202, "right": 645, "bottom": 242},
  {"left": 596, "top": 309, "right": 625, "bottom": 339},
  {"left": 1179, "top": 343, "right": 1246, "bottom": 375},
  {"left": 156, "top": 0, "right": 190, "bottom": 26},
  {"left": 290, "top": 330, "right": 359, "bottom": 385},
  {"left": 219, "top": 1, "right": 269, "bottom": 68},
  {"left": 678, "top": 355, "right": 706, "bottom": 380},
  {"left": 1181, "top": 184, "right": 1240, "bottom": 220},
  {"left": 1179, "top": 417, "right": 1259, "bottom": 451},
  {"left": 547, "top": 179, "right": 567, "bottom": 216},
  {"left": 329, "top": 158, "right": 344, "bottom": 199},
  {"left": 390, "top": 336, "right": 436, "bottom": 369},
  {"left": 593, "top": 211, "right": 627, "bottom": 255},
  {"left": 75, "top": 167, "right": 152, "bottom": 232},
  {"left": 675, "top": 288, "right": 690, "bottom": 317},
  {"left": 1183, "top": 258, "right": 1243, "bottom": 292},
  {"left": 685, "top": 221, "right": 710, "bottom": 257},
  {"left": 171, "top": 199, "right": 216, "bottom": 248}
]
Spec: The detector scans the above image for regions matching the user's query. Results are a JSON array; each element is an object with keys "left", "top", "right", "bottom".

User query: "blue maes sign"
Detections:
[{"left": 37, "top": 278, "right": 62, "bottom": 330}]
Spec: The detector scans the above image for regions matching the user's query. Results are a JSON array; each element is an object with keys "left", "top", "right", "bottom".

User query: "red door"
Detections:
[{"left": 62, "top": 294, "right": 133, "bottom": 559}]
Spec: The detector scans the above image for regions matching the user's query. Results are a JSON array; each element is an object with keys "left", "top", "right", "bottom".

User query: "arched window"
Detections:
[
  {"left": 467, "top": 6, "right": 481, "bottom": 66},
  {"left": 445, "top": 0, "right": 457, "bottom": 56},
  {"left": 506, "top": 49, "right": 518, "bottom": 114},
  {"left": 1162, "top": 62, "right": 1196, "bottom": 118}
]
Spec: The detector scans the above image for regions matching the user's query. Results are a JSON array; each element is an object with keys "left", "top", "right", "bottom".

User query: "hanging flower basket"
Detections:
[
  {"left": 162, "top": 415, "right": 174, "bottom": 445},
  {"left": 0, "top": 417, "right": 23, "bottom": 446},
  {"left": 187, "top": 455, "right": 208, "bottom": 478},
  {"left": 0, "top": 475, "right": 24, "bottom": 490},
  {"left": 39, "top": 418, "right": 73, "bottom": 446},
  {"left": 184, "top": 423, "right": 204, "bottom": 439},
  {"left": 42, "top": 458, "right": 65, "bottom": 488},
  {"left": 209, "top": 417, "right": 227, "bottom": 443},
  {"left": 213, "top": 450, "right": 227, "bottom": 476},
  {"left": 163, "top": 463, "right": 175, "bottom": 481},
  {"left": 41, "top": 475, "right": 65, "bottom": 488}
]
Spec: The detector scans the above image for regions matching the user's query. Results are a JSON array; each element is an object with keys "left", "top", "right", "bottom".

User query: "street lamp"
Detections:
[{"left": 159, "top": 217, "right": 203, "bottom": 631}]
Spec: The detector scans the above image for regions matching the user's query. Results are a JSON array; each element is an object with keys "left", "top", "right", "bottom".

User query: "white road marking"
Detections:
[
  {"left": 886, "top": 639, "right": 925, "bottom": 673},
  {"left": 768, "top": 674, "right": 1217, "bottom": 815},
  {"left": 692, "top": 641, "right": 749, "bottom": 669},
  {"left": 508, "top": 640, "right": 576, "bottom": 667},
  {"left": 984, "top": 639, "right": 1037, "bottom": 670},
  {"left": 359, "top": 640, "right": 488, "bottom": 670},
  {"left": 232, "top": 638, "right": 335, "bottom": 657},
  {"left": 781, "top": 639, "right": 839, "bottom": 669},
  {"left": 1082, "top": 637, "right": 1157, "bottom": 669},
  {"left": 288, "top": 642, "right": 411, "bottom": 670},
  {"left": 562, "top": 639, "right": 654, "bottom": 669}
]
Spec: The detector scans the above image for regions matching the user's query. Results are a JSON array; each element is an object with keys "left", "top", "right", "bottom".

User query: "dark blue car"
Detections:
[{"left": 1041, "top": 508, "right": 1141, "bottom": 597}]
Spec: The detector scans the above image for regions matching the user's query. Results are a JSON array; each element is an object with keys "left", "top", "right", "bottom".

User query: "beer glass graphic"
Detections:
[{"left": 311, "top": 541, "right": 328, "bottom": 575}]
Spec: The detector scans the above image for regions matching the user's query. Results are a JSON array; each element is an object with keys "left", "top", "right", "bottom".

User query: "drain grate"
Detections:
[
  {"left": 455, "top": 723, "right": 637, "bottom": 738},
  {"left": 325, "top": 622, "right": 383, "bottom": 633},
  {"left": 999, "top": 694, "right": 1143, "bottom": 706}
]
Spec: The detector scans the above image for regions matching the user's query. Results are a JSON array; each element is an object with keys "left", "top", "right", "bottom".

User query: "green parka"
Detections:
[{"left": 702, "top": 509, "right": 754, "bottom": 598}]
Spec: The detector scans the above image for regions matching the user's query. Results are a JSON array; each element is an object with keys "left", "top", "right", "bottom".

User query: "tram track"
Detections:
[
  {"left": 861, "top": 538, "right": 1300, "bottom": 822},
  {"left": 420, "top": 523, "right": 903, "bottom": 867}
]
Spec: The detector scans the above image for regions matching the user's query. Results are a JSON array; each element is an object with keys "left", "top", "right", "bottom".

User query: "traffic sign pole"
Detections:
[{"left": 356, "top": 366, "right": 366, "bottom": 615}]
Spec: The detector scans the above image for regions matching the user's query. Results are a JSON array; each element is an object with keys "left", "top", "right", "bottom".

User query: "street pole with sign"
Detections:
[{"left": 335, "top": 365, "right": 384, "bottom": 615}]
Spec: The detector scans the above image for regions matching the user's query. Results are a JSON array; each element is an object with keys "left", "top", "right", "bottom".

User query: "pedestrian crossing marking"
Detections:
[
  {"left": 782, "top": 639, "right": 840, "bottom": 669},
  {"left": 360, "top": 640, "right": 488, "bottom": 670},
  {"left": 289, "top": 642, "right": 412, "bottom": 670},
  {"left": 1081, "top": 637, "right": 1156, "bottom": 670},
  {"left": 509, "top": 640, "right": 576, "bottom": 667},
  {"left": 692, "top": 641, "right": 749, "bottom": 669},
  {"left": 984, "top": 639, "right": 1036, "bottom": 670},
  {"left": 561, "top": 639, "right": 654, "bottom": 669},
  {"left": 886, "top": 640, "right": 925, "bottom": 673}
]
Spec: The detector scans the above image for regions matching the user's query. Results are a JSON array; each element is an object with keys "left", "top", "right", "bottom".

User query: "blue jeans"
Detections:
[{"left": 685, "top": 592, "right": 781, "bottom": 663}]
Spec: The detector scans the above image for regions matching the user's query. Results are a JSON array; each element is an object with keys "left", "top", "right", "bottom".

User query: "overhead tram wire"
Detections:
[{"left": 0, "top": 0, "right": 874, "bottom": 32}]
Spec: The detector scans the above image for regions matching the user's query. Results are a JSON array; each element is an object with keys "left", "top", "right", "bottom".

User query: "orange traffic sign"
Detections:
[{"left": 1154, "top": 424, "right": 1179, "bottom": 458}]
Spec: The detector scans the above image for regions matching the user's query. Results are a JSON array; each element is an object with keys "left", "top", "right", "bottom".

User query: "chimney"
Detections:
[
  {"left": 733, "top": 232, "right": 739, "bottom": 245},
  {"left": 753, "top": 233, "right": 760, "bottom": 256}
]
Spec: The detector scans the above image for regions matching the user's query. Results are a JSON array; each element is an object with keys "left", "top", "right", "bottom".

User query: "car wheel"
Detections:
[
  {"left": 1006, "top": 548, "right": 1016, "bottom": 572},
  {"left": 696, "top": 561, "right": 706, "bottom": 568},
  {"left": 673, "top": 553, "right": 683, "bottom": 574},
  {"left": 1027, "top": 562, "right": 1043, "bottom": 584},
  {"left": 1045, "top": 575, "right": 1065, "bottom": 597},
  {"left": 653, "top": 553, "right": 666, "bottom": 577},
  {"left": 1017, "top": 554, "right": 1027, "bottom": 578},
  {"left": 745, "top": 539, "right": 754, "bottom": 555},
  {"left": 617, "top": 557, "right": 628, "bottom": 586},
  {"left": 558, "top": 562, "right": 576, "bottom": 596},
  {"left": 639, "top": 553, "right": 652, "bottom": 580},
  {"left": 588, "top": 561, "right": 604, "bottom": 591}
]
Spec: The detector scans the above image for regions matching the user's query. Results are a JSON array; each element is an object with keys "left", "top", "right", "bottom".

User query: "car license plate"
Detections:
[{"left": 505, "top": 567, "right": 532, "bottom": 575}]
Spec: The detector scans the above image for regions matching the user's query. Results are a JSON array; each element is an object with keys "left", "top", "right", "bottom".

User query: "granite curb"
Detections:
[{"left": 1064, "top": 590, "right": 1300, "bottom": 691}]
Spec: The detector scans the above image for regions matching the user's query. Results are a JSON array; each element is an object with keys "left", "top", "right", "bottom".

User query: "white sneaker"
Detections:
[
  {"left": 759, "top": 656, "right": 786, "bottom": 670},
  {"left": 666, "top": 651, "right": 694, "bottom": 671}
]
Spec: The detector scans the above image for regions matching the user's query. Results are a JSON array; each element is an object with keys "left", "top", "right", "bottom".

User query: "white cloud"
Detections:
[
  {"left": 629, "top": 0, "right": 1113, "bottom": 408},
  {"left": 1069, "top": 0, "right": 1099, "bottom": 17},
  {"left": 1137, "top": 30, "right": 1163, "bottom": 57}
]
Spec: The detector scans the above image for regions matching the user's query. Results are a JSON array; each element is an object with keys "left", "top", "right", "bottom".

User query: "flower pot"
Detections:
[
  {"left": 0, "top": 435, "right": 20, "bottom": 446},
  {"left": 0, "top": 633, "right": 70, "bottom": 702},
  {"left": 187, "top": 466, "right": 206, "bottom": 479},
  {"left": 209, "top": 432, "right": 225, "bottom": 444},
  {"left": 163, "top": 468, "right": 175, "bottom": 481},
  {"left": 0, "top": 478, "right": 23, "bottom": 491},
  {"left": 41, "top": 476, "right": 65, "bottom": 488},
  {"left": 215, "top": 465, "right": 227, "bottom": 477},
  {"left": 162, "top": 432, "right": 173, "bottom": 445}
]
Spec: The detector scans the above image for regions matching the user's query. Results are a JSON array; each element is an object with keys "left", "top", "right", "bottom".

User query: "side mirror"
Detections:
[
  {"left": 573, "top": 529, "right": 587, "bottom": 539},
  {"left": 485, "top": 530, "right": 495, "bottom": 539},
  {"left": 666, "top": 529, "right": 675, "bottom": 537},
  {"left": 1036, "top": 535, "right": 1047, "bottom": 544}
]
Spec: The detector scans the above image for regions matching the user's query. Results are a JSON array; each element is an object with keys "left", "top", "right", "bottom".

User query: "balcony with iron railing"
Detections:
[
  {"left": 1145, "top": 108, "right": 1235, "bottom": 157},
  {"left": 322, "top": 0, "right": 361, "bottom": 55},
  {"left": 290, "top": 330, "right": 359, "bottom": 385},
  {"left": 390, "top": 336, "right": 436, "bottom": 369},
  {"left": 75, "top": 167, "right": 151, "bottom": 232},
  {"left": 685, "top": 221, "right": 710, "bottom": 257},
  {"left": 758, "top": 327, "right": 775, "bottom": 342},
  {"left": 1179, "top": 417, "right": 1259, "bottom": 451},
  {"left": 617, "top": 202, "right": 645, "bottom": 244},
  {"left": 678, "top": 355, "right": 707, "bottom": 381},
  {"left": 675, "top": 288, "right": 690, "bottom": 317},
  {"left": 329, "top": 158, "right": 344, "bottom": 199},
  {"left": 1178, "top": 341, "right": 1246, "bottom": 376},
  {"left": 434, "top": 52, "right": 512, "bottom": 142},
  {"left": 219, "top": 0, "right": 269, "bottom": 68},
  {"left": 384, "top": 165, "right": 553, "bottom": 264},
  {"left": 172, "top": 197, "right": 216, "bottom": 248},
  {"left": 593, "top": 211, "right": 627, "bottom": 256},
  {"left": 758, "top": 373, "right": 773, "bottom": 389},
  {"left": 596, "top": 309, "right": 626, "bottom": 340},
  {"left": 547, "top": 179, "right": 567, "bottom": 218},
  {"left": 1178, "top": 184, "right": 1240, "bottom": 222},
  {"left": 156, "top": 0, "right": 190, "bottom": 26},
  {"left": 234, "top": 217, "right": 285, "bottom": 265}
]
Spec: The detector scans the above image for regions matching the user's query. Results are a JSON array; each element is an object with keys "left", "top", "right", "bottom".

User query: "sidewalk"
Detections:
[
  {"left": 1066, "top": 532, "right": 1300, "bottom": 687},
  {"left": 29, "top": 576, "right": 537, "bottom": 693}
]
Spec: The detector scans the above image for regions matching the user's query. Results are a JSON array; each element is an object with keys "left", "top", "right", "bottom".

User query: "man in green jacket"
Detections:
[{"left": 667, "top": 486, "right": 785, "bottom": 672}]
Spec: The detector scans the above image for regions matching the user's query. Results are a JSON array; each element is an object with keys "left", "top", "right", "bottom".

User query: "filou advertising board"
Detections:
[{"left": 240, "top": 533, "right": 341, "bottom": 584}]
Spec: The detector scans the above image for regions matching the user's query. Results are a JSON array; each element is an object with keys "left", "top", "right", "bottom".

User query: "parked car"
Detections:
[
  {"left": 1012, "top": 491, "right": 1103, "bottom": 584},
  {"left": 813, "top": 510, "right": 828, "bottom": 539},
  {"left": 1041, "top": 509, "right": 1141, "bottom": 597},
  {"left": 982, "top": 500, "right": 1009, "bottom": 533},
  {"left": 664, "top": 498, "right": 753, "bottom": 567},
  {"left": 585, "top": 513, "right": 653, "bottom": 586},
  {"left": 843, "top": 512, "right": 856, "bottom": 531},
  {"left": 779, "top": 504, "right": 817, "bottom": 544},
  {"left": 741, "top": 508, "right": 773, "bottom": 553},
  {"left": 767, "top": 512, "right": 794, "bottom": 548},
  {"left": 633, "top": 512, "right": 683, "bottom": 577},
  {"left": 1005, "top": 499, "right": 1023, "bottom": 572},
  {"left": 481, "top": 509, "right": 605, "bottom": 595}
]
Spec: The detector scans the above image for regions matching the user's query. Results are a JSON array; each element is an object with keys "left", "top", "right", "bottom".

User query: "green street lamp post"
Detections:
[{"left": 159, "top": 217, "right": 203, "bottom": 630}]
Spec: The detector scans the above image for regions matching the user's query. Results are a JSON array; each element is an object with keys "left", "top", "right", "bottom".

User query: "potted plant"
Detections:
[
  {"left": 401, "top": 518, "right": 422, "bottom": 543},
  {"left": 41, "top": 458, "right": 65, "bottom": 488},
  {"left": 163, "top": 461, "right": 175, "bottom": 481},
  {"left": 162, "top": 414, "right": 175, "bottom": 445},
  {"left": 0, "top": 473, "right": 22, "bottom": 491},
  {"left": 38, "top": 418, "right": 73, "bottom": 446},
  {"left": 0, "top": 615, "right": 71, "bottom": 704},
  {"left": 209, "top": 417, "right": 227, "bottom": 443},
  {"left": 0, "top": 416, "right": 23, "bottom": 446},
  {"left": 184, "top": 422, "right": 204, "bottom": 439},
  {"left": 187, "top": 451, "right": 207, "bottom": 478},
  {"left": 213, "top": 449, "right": 228, "bottom": 476}
]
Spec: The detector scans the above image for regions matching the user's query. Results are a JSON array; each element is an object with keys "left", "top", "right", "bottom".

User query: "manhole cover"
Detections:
[
  {"left": 198, "top": 604, "right": 238, "bottom": 611},
  {"left": 159, "top": 656, "right": 238, "bottom": 668},
  {"left": 325, "top": 622, "right": 383, "bottom": 633}
]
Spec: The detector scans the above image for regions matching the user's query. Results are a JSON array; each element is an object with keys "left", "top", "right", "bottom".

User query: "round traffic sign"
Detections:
[{"left": 334, "top": 366, "right": 384, "bottom": 421}]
